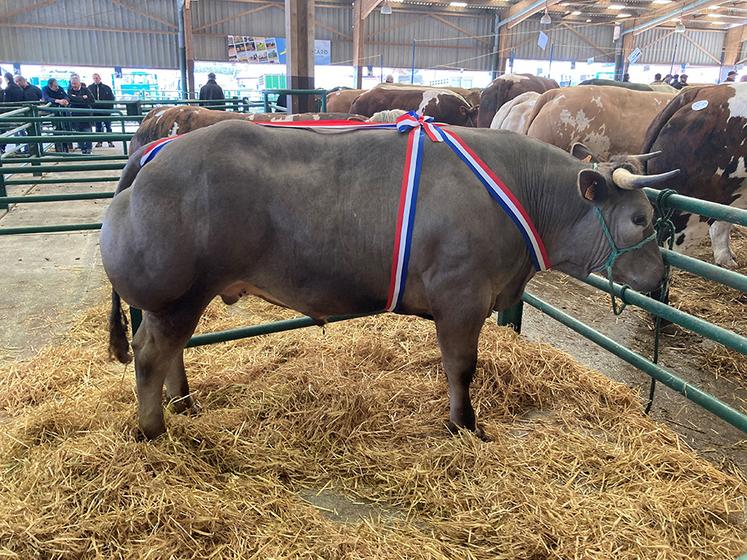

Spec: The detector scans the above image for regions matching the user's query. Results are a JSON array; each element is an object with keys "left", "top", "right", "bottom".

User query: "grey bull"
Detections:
[{"left": 101, "top": 120, "right": 674, "bottom": 439}]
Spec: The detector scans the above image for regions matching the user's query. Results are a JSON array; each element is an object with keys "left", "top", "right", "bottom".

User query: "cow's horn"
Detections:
[
  {"left": 631, "top": 151, "right": 662, "bottom": 162},
  {"left": 612, "top": 167, "right": 680, "bottom": 190}
]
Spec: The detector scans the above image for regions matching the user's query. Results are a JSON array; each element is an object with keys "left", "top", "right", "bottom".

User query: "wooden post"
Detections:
[
  {"left": 353, "top": 0, "right": 364, "bottom": 89},
  {"left": 285, "top": 0, "right": 315, "bottom": 113},
  {"left": 723, "top": 24, "right": 746, "bottom": 68},
  {"left": 184, "top": 0, "right": 195, "bottom": 98}
]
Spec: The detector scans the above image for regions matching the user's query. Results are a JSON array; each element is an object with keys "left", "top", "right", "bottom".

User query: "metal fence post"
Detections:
[
  {"left": 0, "top": 158, "right": 7, "bottom": 212},
  {"left": 497, "top": 301, "right": 524, "bottom": 333},
  {"left": 30, "top": 106, "right": 43, "bottom": 176}
]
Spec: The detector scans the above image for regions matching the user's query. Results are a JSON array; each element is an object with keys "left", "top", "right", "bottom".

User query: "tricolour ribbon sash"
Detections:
[
  {"left": 139, "top": 135, "right": 180, "bottom": 167},
  {"left": 141, "top": 112, "right": 549, "bottom": 312}
]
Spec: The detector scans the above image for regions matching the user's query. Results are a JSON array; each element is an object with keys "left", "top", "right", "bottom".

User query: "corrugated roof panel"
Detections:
[
  {"left": 506, "top": 20, "right": 615, "bottom": 63},
  {"left": 0, "top": 0, "right": 178, "bottom": 68},
  {"left": 633, "top": 28, "right": 724, "bottom": 66}
]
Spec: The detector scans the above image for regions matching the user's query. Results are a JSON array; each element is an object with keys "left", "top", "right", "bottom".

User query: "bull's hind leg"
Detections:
[
  {"left": 132, "top": 302, "right": 204, "bottom": 439},
  {"left": 431, "top": 286, "right": 493, "bottom": 438}
]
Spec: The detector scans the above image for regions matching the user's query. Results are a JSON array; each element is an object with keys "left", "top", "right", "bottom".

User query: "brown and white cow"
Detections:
[
  {"left": 476, "top": 73, "right": 558, "bottom": 128},
  {"left": 325, "top": 89, "right": 364, "bottom": 113},
  {"left": 130, "top": 106, "right": 366, "bottom": 152},
  {"left": 642, "top": 82, "right": 747, "bottom": 267},
  {"left": 521, "top": 86, "right": 674, "bottom": 161},
  {"left": 489, "top": 91, "right": 540, "bottom": 133},
  {"left": 349, "top": 85, "right": 477, "bottom": 126}
]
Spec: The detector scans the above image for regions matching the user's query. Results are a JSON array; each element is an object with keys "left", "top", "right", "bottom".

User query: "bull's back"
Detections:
[{"left": 526, "top": 87, "right": 673, "bottom": 158}]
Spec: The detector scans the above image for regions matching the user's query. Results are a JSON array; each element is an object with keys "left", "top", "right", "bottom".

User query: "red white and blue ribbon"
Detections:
[
  {"left": 439, "top": 129, "right": 550, "bottom": 272},
  {"left": 139, "top": 135, "right": 180, "bottom": 167}
]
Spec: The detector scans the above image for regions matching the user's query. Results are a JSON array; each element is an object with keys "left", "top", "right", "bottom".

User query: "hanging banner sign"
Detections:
[
  {"left": 627, "top": 47, "right": 642, "bottom": 64},
  {"left": 227, "top": 36, "right": 331, "bottom": 65},
  {"left": 537, "top": 31, "right": 549, "bottom": 51}
]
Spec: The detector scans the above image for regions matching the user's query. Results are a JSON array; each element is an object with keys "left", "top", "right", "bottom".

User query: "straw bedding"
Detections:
[
  {"left": 0, "top": 296, "right": 745, "bottom": 559},
  {"left": 667, "top": 226, "right": 747, "bottom": 379}
]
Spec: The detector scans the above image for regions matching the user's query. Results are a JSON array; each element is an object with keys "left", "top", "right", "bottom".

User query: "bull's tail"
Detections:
[{"left": 108, "top": 288, "right": 132, "bottom": 364}]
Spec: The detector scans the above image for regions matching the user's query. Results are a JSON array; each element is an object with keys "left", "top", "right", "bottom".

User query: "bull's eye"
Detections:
[{"left": 632, "top": 215, "right": 646, "bottom": 226}]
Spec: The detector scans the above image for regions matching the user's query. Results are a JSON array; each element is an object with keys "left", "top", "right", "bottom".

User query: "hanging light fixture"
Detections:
[
  {"left": 540, "top": 6, "right": 551, "bottom": 23},
  {"left": 381, "top": 0, "right": 393, "bottom": 15},
  {"left": 673, "top": 1, "right": 685, "bottom": 33}
]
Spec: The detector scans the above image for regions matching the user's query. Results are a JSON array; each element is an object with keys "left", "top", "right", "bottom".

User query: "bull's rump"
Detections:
[
  {"left": 644, "top": 83, "right": 747, "bottom": 205},
  {"left": 102, "top": 121, "right": 527, "bottom": 316}
]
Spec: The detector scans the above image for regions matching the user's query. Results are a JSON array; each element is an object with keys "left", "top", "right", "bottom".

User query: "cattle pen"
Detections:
[
  {"left": 2, "top": 106, "right": 746, "bottom": 434},
  {"left": 1, "top": 105, "right": 747, "bottom": 557}
]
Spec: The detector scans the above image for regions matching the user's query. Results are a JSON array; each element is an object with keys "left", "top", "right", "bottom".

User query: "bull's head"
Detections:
[
  {"left": 561, "top": 149, "right": 678, "bottom": 293},
  {"left": 458, "top": 105, "right": 480, "bottom": 127}
]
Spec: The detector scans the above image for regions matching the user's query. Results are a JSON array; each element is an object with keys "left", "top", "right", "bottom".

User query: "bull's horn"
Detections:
[
  {"left": 631, "top": 151, "right": 662, "bottom": 162},
  {"left": 612, "top": 167, "right": 680, "bottom": 190}
]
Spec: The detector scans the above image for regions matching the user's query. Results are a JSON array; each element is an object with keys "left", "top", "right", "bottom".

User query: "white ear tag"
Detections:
[{"left": 691, "top": 100, "right": 708, "bottom": 111}]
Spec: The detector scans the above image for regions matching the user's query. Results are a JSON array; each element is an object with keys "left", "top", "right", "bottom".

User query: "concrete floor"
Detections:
[
  {"left": 1, "top": 154, "right": 745, "bottom": 474},
  {"left": 0, "top": 151, "right": 114, "bottom": 359}
]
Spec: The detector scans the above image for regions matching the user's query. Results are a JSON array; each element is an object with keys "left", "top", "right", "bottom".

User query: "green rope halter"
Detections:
[{"left": 594, "top": 207, "right": 658, "bottom": 315}]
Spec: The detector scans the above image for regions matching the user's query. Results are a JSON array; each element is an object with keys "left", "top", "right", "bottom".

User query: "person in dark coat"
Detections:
[
  {"left": 67, "top": 75, "right": 95, "bottom": 154},
  {"left": 15, "top": 75, "right": 42, "bottom": 101},
  {"left": 199, "top": 72, "right": 225, "bottom": 110},
  {"left": 89, "top": 73, "right": 116, "bottom": 147},
  {"left": 3, "top": 72, "right": 24, "bottom": 103},
  {"left": 42, "top": 78, "right": 72, "bottom": 153}
]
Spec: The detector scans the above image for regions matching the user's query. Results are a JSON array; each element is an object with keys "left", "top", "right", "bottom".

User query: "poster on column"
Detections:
[{"left": 227, "top": 36, "right": 331, "bottom": 65}]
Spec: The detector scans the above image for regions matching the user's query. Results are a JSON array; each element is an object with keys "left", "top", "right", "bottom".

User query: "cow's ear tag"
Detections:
[
  {"left": 577, "top": 169, "right": 607, "bottom": 204},
  {"left": 691, "top": 100, "right": 708, "bottom": 111}
]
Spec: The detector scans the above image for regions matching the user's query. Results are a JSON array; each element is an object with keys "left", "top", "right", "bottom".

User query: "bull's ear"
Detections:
[
  {"left": 570, "top": 142, "right": 597, "bottom": 163},
  {"left": 577, "top": 169, "right": 610, "bottom": 204}
]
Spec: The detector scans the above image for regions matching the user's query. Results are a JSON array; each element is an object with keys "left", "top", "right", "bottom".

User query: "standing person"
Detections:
[
  {"left": 622, "top": 73, "right": 630, "bottom": 82},
  {"left": 42, "top": 78, "right": 71, "bottom": 153},
  {"left": 672, "top": 74, "right": 688, "bottom": 90},
  {"left": 651, "top": 73, "right": 662, "bottom": 84},
  {"left": 15, "top": 75, "right": 42, "bottom": 101},
  {"left": 67, "top": 75, "right": 95, "bottom": 154},
  {"left": 198, "top": 72, "right": 225, "bottom": 109},
  {"left": 723, "top": 70, "right": 737, "bottom": 83},
  {"left": 89, "top": 73, "right": 115, "bottom": 147},
  {"left": 2, "top": 72, "right": 23, "bottom": 103}
]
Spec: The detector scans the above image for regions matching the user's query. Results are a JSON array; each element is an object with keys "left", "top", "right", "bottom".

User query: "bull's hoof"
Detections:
[
  {"left": 446, "top": 421, "right": 490, "bottom": 442},
  {"left": 167, "top": 394, "right": 198, "bottom": 415},
  {"left": 136, "top": 423, "right": 167, "bottom": 441}
]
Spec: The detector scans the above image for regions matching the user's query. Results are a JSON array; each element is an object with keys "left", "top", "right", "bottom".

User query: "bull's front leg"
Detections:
[{"left": 431, "top": 287, "right": 493, "bottom": 439}]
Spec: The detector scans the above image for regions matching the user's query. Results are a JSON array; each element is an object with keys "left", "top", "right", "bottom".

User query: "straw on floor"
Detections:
[{"left": 0, "top": 295, "right": 744, "bottom": 559}]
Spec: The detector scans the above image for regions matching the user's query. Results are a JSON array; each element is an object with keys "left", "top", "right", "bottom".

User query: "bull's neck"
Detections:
[{"left": 509, "top": 150, "right": 594, "bottom": 275}]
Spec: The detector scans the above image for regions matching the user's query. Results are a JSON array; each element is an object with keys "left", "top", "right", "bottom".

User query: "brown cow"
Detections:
[
  {"left": 325, "top": 89, "right": 364, "bottom": 113},
  {"left": 371, "top": 82, "right": 482, "bottom": 107},
  {"left": 130, "top": 106, "right": 365, "bottom": 151},
  {"left": 522, "top": 86, "right": 674, "bottom": 161},
  {"left": 642, "top": 82, "right": 747, "bottom": 267},
  {"left": 476, "top": 73, "right": 558, "bottom": 128},
  {"left": 350, "top": 85, "right": 477, "bottom": 126}
]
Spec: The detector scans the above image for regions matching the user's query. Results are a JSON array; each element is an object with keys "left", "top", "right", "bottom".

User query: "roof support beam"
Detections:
[
  {"left": 0, "top": 0, "right": 57, "bottom": 21},
  {"left": 428, "top": 14, "right": 492, "bottom": 47},
  {"left": 193, "top": 3, "right": 274, "bottom": 32},
  {"left": 624, "top": 0, "right": 727, "bottom": 36},
  {"left": 723, "top": 23, "right": 747, "bottom": 66},
  {"left": 111, "top": 0, "right": 176, "bottom": 30},
  {"left": 497, "top": 0, "right": 562, "bottom": 30}
]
